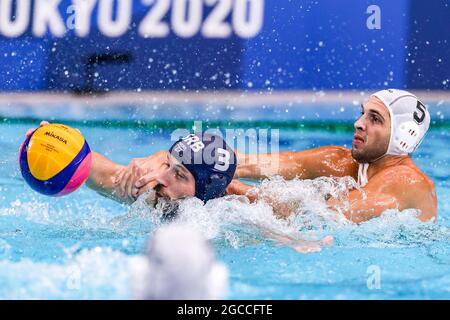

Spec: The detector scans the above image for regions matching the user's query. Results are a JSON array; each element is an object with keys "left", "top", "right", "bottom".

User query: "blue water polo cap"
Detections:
[{"left": 169, "top": 133, "right": 237, "bottom": 202}]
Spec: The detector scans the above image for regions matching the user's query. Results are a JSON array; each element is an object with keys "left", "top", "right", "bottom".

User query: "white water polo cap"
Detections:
[{"left": 371, "top": 89, "right": 430, "bottom": 156}]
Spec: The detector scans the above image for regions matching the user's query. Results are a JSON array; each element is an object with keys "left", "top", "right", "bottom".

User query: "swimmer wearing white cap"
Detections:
[{"left": 229, "top": 89, "right": 437, "bottom": 223}]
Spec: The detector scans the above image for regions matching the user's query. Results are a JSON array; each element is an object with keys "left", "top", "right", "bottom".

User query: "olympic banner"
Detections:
[
  {"left": 0, "top": 0, "right": 448, "bottom": 91},
  {"left": 0, "top": 0, "right": 264, "bottom": 39}
]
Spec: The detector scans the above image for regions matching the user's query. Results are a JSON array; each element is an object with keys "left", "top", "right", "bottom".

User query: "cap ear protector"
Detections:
[
  {"left": 394, "top": 121, "right": 422, "bottom": 154},
  {"left": 371, "top": 89, "right": 430, "bottom": 157},
  {"left": 201, "top": 173, "right": 229, "bottom": 201}
]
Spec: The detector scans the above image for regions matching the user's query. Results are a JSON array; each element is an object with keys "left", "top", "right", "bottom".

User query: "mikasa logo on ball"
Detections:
[{"left": 44, "top": 131, "right": 67, "bottom": 144}]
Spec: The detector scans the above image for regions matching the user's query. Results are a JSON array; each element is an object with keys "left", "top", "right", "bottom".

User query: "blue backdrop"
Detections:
[{"left": 0, "top": 0, "right": 448, "bottom": 92}]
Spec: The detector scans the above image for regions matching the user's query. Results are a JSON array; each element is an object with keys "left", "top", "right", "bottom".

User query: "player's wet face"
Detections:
[
  {"left": 153, "top": 154, "right": 196, "bottom": 201},
  {"left": 352, "top": 96, "right": 391, "bottom": 163}
]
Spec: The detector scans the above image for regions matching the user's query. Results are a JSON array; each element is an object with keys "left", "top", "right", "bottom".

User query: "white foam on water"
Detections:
[
  {"left": 1, "top": 175, "right": 449, "bottom": 299},
  {"left": 0, "top": 239, "right": 12, "bottom": 258},
  {"left": 2, "top": 174, "right": 448, "bottom": 250},
  {"left": 1, "top": 199, "right": 51, "bottom": 223},
  {"left": 0, "top": 247, "right": 144, "bottom": 299},
  {"left": 127, "top": 176, "right": 361, "bottom": 247},
  {"left": 0, "top": 196, "right": 143, "bottom": 235},
  {"left": 337, "top": 209, "right": 450, "bottom": 248},
  {"left": 1, "top": 177, "right": 446, "bottom": 248},
  {"left": 127, "top": 175, "right": 450, "bottom": 250}
]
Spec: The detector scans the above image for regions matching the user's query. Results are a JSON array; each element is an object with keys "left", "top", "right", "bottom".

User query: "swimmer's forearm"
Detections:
[
  {"left": 227, "top": 180, "right": 296, "bottom": 218},
  {"left": 237, "top": 151, "right": 317, "bottom": 180},
  {"left": 86, "top": 152, "right": 127, "bottom": 203},
  {"left": 327, "top": 191, "right": 399, "bottom": 224},
  {"left": 227, "top": 179, "right": 257, "bottom": 201},
  {"left": 237, "top": 146, "right": 356, "bottom": 181},
  {"left": 236, "top": 152, "right": 292, "bottom": 179}
]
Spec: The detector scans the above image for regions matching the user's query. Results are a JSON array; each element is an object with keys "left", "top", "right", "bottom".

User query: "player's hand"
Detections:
[
  {"left": 115, "top": 151, "right": 169, "bottom": 201},
  {"left": 20, "top": 121, "right": 51, "bottom": 154},
  {"left": 226, "top": 179, "right": 253, "bottom": 196},
  {"left": 286, "top": 236, "right": 334, "bottom": 254},
  {"left": 25, "top": 120, "right": 50, "bottom": 138},
  {"left": 264, "top": 229, "right": 334, "bottom": 254}
]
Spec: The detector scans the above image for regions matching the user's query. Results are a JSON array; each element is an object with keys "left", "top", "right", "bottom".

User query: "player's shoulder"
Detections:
[
  {"left": 378, "top": 164, "right": 434, "bottom": 189},
  {"left": 317, "top": 145, "right": 352, "bottom": 158},
  {"left": 380, "top": 164, "right": 415, "bottom": 175}
]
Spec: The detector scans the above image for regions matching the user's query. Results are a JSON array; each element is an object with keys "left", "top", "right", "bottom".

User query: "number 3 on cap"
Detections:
[{"left": 214, "top": 148, "right": 230, "bottom": 171}]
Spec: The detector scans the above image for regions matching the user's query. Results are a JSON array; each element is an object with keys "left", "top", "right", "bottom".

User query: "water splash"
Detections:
[
  {"left": 121, "top": 176, "right": 359, "bottom": 249},
  {"left": 3, "top": 175, "right": 449, "bottom": 253},
  {"left": 125, "top": 175, "right": 450, "bottom": 251},
  {"left": 0, "top": 247, "right": 143, "bottom": 299},
  {"left": 336, "top": 209, "right": 450, "bottom": 249}
]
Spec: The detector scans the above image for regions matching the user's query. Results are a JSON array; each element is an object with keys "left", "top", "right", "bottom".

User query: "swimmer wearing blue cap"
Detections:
[
  {"left": 93, "top": 133, "right": 236, "bottom": 206},
  {"left": 229, "top": 89, "right": 437, "bottom": 223},
  {"left": 24, "top": 123, "right": 236, "bottom": 206}
]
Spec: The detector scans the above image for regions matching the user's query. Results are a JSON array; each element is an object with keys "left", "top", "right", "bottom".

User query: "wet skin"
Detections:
[
  {"left": 229, "top": 96, "right": 437, "bottom": 223},
  {"left": 24, "top": 121, "right": 196, "bottom": 205}
]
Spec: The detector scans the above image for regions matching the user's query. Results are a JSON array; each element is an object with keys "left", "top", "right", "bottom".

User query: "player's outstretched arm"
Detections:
[{"left": 236, "top": 146, "right": 357, "bottom": 181}]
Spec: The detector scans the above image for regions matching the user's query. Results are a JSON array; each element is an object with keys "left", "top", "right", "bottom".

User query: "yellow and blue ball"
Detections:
[{"left": 19, "top": 123, "right": 92, "bottom": 196}]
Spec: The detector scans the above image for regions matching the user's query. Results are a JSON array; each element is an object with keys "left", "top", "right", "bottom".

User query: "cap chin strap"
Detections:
[
  {"left": 357, "top": 162, "right": 369, "bottom": 187},
  {"left": 198, "top": 173, "right": 228, "bottom": 202},
  {"left": 356, "top": 146, "right": 387, "bottom": 187},
  {"left": 357, "top": 151, "right": 408, "bottom": 188}
]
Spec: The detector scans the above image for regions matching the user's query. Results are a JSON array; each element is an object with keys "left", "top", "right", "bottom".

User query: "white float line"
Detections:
[{"left": 0, "top": 91, "right": 448, "bottom": 108}]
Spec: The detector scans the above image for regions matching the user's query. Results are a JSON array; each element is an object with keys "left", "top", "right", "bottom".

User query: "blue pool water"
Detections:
[{"left": 1, "top": 102, "right": 450, "bottom": 299}]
